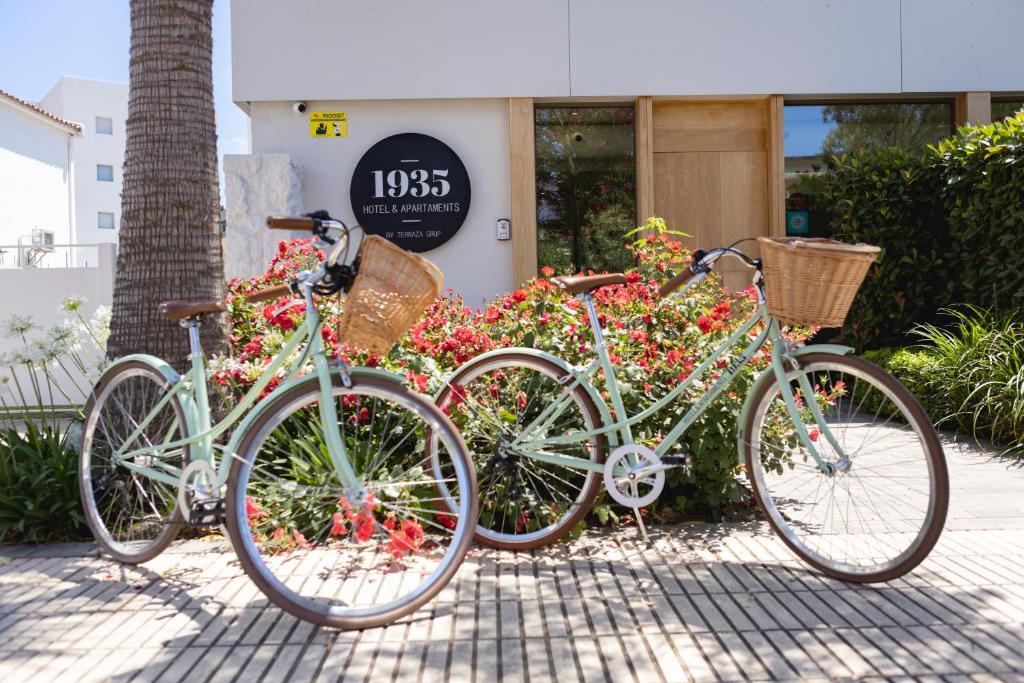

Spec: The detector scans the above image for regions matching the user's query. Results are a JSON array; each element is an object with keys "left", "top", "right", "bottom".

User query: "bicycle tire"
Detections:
[
  {"left": 434, "top": 352, "right": 607, "bottom": 550},
  {"left": 224, "top": 374, "right": 477, "bottom": 629},
  {"left": 79, "top": 359, "right": 190, "bottom": 564},
  {"left": 744, "top": 352, "right": 948, "bottom": 583}
]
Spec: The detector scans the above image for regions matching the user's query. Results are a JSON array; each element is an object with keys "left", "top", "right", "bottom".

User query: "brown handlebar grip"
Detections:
[
  {"left": 247, "top": 284, "right": 293, "bottom": 303},
  {"left": 657, "top": 268, "right": 696, "bottom": 298},
  {"left": 266, "top": 216, "right": 315, "bottom": 230}
]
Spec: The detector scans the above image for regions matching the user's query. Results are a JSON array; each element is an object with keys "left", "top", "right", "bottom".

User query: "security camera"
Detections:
[{"left": 293, "top": 102, "right": 308, "bottom": 114}]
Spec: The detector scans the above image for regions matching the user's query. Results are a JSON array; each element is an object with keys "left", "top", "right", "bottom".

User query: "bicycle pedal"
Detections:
[
  {"left": 661, "top": 454, "right": 692, "bottom": 467},
  {"left": 189, "top": 498, "right": 225, "bottom": 526}
]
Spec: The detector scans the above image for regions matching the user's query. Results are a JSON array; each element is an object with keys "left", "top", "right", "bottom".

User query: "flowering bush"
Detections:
[
  {"left": 0, "top": 297, "right": 110, "bottom": 542},
  {"left": 219, "top": 218, "right": 814, "bottom": 521}
]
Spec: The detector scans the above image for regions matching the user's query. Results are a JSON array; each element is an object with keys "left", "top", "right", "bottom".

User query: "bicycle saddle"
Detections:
[{"left": 158, "top": 300, "right": 227, "bottom": 321}]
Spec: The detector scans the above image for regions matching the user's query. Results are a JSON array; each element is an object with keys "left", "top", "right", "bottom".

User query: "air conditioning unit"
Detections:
[{"left": 31, "top": 228, "right": 55, "bottom": 249}]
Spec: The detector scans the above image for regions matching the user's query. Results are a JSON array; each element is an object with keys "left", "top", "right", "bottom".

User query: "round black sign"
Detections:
[{"left": 350, "top": 133, "right": 471, "bottom": 252}]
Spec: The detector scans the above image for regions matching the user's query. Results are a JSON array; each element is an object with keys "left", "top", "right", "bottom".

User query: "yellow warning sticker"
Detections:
[{"left": 309, "top": 111, "right": 347, "bottom": 138}]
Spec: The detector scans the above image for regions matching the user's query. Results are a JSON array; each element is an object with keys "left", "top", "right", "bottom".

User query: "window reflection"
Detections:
[
  {"left": 535, "top": 107, "right": 636, "bottom": 274},
  {"left": 783, "top": 102, "right": 953, "bottom": 236}
]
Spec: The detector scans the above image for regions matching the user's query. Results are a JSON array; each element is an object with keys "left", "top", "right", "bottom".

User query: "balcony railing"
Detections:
[{"left": 0, "top": 243, "right": 105, "bottom": 269}]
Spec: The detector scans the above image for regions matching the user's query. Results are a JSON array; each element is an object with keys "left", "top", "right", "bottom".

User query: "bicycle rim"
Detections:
[
  {"left": 435, "top": 353, "right": 605, "bottom": 549},
  {"left": 79, "top": 361, "right": 189, "bottom": 563},
  {"left": 746, "top": 353, "right": 948, "bottom": 581},
  {"left": 226, "top": 376, "right": 476, "bottom": 629}
]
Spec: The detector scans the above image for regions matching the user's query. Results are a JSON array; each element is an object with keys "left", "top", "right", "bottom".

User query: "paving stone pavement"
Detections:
[{"left": 1, "top": 435, "right": 1022, "bottom": 682}]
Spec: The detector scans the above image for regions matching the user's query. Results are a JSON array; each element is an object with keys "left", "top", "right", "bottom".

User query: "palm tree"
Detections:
[{"left": 107, "top": 0, "right": 227, "bottom": 369}]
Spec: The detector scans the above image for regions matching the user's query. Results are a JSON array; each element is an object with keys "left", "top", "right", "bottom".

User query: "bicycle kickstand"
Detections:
[{"left": 633, "top": 507, "right": 652, "bottom": 546}]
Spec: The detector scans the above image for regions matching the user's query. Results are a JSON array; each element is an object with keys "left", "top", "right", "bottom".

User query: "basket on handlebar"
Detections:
[
  {"left": 757, "top": 237, "right": 880, "bottom": 327},
  {"left": 338, "top": 235, "right": 443, "bottom": 355}
]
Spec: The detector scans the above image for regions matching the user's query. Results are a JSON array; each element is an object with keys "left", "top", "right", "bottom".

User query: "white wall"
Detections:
[
  {"left": 569, "top": 0, "right": 901, "bottom": 96},
  {"left": 247, "top": 99, "right": 512, "bottom": 306},
  {"left": 41, "top": 77, "right": 128, "bottom": 246},
  {"left": 232, "top": 0, "right": 569, "bottom": 102},
  {"left": 0, "top": 102, "right": 73, "bottom": 251},
  {"left": 0, "top": 244, "right": 116, "bottom": 355},
  {"left": 232, "top": 0, "right": 1023, "bottom": 100},
  {"left": 901, "top": 0, "right": 1024, "bottom": 92}
]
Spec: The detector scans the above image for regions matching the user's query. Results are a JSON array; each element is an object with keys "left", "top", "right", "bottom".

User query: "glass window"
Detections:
[
  {"left": 993, "top": 99, "right": 1024, "bottom": 121},
  {"left": 95, "top": 116, "right": 113, "bottom": 135},
  {"left": 534, "top": 106, "right": 636, "bottom": 274},
  {"left": 96, "top": 164, "right": 113, "bottom": 182},
  {"left": 98, "top": 212, "right": 115, "bottom": 230},
  {"left": 783, "top": 102, "right": 953, "bottom": 236}
]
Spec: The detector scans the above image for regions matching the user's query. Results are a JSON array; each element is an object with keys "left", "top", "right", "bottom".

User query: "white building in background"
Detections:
[
  {"left": 41, "top": 77, "right": 128, "bottom": 248},
  {"left": 0, "top": 88, "right": 80, "bottom": 267}
]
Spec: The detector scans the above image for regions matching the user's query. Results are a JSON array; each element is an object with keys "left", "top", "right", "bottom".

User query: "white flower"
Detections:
[
  {"left": 12, "top": 340, "right": 50, "bottom": 364},
  {"left": 88, "top": 305, "right": 112, "bottom": 349},
  {"left": 46, "top": 321, "right": 80, "bottom": 355},
  {"left": 59, "top": 295, "right": 87, "bottom": 313},
  {"left": 3, "top": 314, "right": 36, "bottom": 338}
]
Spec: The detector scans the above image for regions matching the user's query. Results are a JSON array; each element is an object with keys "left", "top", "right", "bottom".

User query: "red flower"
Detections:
[
  {"left": 405, "top": 370, "right": 429, "bottom": 392},
  {"left": 512, "top": 289, "right": 528, "bottom": 303},
  {"left": 330, "top": 511, "right": 347, "bottom": 537},
  {"left": 540, "top": 266, "right": 555, "bottom": 277},
  {"left": 292, "top": 529, "right": 311, "bottom": 549},
  {"left": 245, "top": 497, "right": 265, "bottom": 521},
  {"left": 697, "top": 316, "right": 713, "bottom": 334}
]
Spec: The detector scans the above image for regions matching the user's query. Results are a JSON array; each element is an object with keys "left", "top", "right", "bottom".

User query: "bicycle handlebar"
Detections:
[
  {"left": 266, "top": 216, "right": 316, "bottom": 230},
  {"left": 246, "top": 283, "right": 294, "bottom": 303},
  {"left": 657, "top": 265, "right": 700, "bottom": 298},
  {"left": 658, "top": 246, "right": 762, "bottom": 299}
]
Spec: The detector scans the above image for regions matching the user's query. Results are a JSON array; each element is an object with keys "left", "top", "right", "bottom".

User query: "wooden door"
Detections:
[{"left": 652, "top": 100, "right": 773, "bottom": 292}]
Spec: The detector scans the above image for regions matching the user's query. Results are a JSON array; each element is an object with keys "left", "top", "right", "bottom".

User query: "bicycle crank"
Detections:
[
  {"left": 177, "top": 460, "right": 222, "bottom": 525},
  {"left": 602, "top": 445, "right": 666, "bottom": 508}
]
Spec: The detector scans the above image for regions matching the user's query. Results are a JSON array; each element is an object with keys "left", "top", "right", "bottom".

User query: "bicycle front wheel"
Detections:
[
  {"left": 225, "top": 374, "right": 477, "bottom": 630},
  {"left": 744, "top": 352, "right": 948, "bottom": 582}
]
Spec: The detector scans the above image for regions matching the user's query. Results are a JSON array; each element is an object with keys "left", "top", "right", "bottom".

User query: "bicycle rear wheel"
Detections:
[
  {"left": 433, "top": 352, "right": 607, "bottom": 550},
  {"left": 744, "top": 352, "right": 948, "bottom": 582},
  {"left": 79, "top": 360, "right": 190, "bottom": 564},
  {"left": 225, "top": 375, "right": 476, "bottom": 629}
]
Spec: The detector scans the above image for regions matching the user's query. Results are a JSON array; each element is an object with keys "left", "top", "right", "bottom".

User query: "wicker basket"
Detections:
[
  {"left": 339, "top": 235, "right": 443, "bottom": 355},
  {"left": 757, "top": 237, "right": 880, "bottom": 327}
]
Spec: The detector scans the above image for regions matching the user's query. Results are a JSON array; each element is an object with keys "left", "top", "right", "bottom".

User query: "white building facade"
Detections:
[
  {"left": 228, "top": 0, "right": 1024, "bottom": 305},
  {"left": 0, "top": 89, "right": 80, "bottom": 266},
  {"left": 41, "top": 77, "right": 128, "bottom": 248}
]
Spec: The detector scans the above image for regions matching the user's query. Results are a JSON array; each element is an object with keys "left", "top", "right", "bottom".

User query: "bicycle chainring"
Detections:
[{"left": 602, "top": 444, "right": 665, "bottom": 508}]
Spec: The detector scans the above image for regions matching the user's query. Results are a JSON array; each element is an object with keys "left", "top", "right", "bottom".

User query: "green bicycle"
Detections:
[
  {"left": 78, "top": 212, "right": 477, "bottom": 629},
  {"left": 434, "top": 244, "right": 948, "bottom": 583}
]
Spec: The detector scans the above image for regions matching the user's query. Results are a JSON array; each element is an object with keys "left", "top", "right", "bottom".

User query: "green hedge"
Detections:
[{"left": 825, "top": 112, "right": 1024, "bottom": 350}]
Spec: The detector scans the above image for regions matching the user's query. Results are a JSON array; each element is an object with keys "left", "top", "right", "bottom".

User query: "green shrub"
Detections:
[
  {"left": 826, "top": 148, "right": 947, "bottom": 350},
  {"left": 915, "top": 308, "right": 1024, "bottom": 453},
  {"left": 885, "top": 348, "right": 947, "bottom": 421},
  {"left": 0, "top": 423, "right": 88, "bottom": 543},
  {"left": 935, "top": 115, "right": 1024, "bottom": 312},
  {"left": 824, "top": 112, "right": 1024, "bottom": 350}
]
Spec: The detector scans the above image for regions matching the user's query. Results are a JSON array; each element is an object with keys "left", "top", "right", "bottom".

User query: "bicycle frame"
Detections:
[
  {"left": 506, "top": 293, "right": 844, "bottom": 476},
  {"left": 107, "top": 283, "right": 362, "bottom": 493}
]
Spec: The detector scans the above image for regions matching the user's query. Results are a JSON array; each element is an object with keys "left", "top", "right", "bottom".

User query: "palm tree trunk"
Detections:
[{"left": 108, "top": 0, "right": 227, "bottom": 370}]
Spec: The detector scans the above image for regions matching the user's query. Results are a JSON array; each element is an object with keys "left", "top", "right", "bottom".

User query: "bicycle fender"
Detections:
[
  {"left": 106, "top": 354, "right": 201, "bottom": 438},
  {"left": 435, "top": 347, "right": 618, "bottom": 447},
  {"left": 222, "top": 367, "right": 405, "bottom": 469},
  {"left": 735, "top": 344, "right": 854, "bottom": 466}
]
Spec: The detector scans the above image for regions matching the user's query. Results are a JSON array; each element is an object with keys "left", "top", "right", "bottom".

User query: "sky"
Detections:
[{"left": 0, "top": 0, "right": 249, "bottom": 190}]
